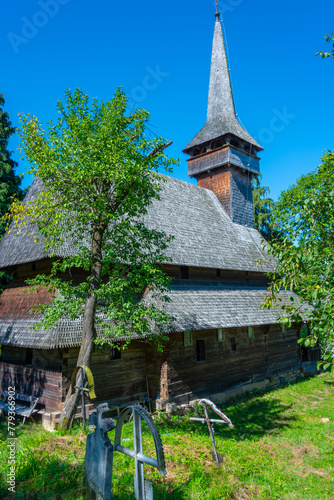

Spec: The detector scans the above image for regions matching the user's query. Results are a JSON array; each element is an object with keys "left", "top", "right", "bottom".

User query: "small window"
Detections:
[
  {"left": 248, "top": 326, "right": 254, "bottom": 338},
  {"left": 231, "top": 337, "right": 236, "bottom": 352},
  {"left": 217, "top": 328, "right": 225, "bottom": 342},
  {"left": 196, "top": 340, "right": 205, "bottom": 362},
  {"left": 180, "top": 266, "right": 189, "bottom": 280},
  {"left": 216, "top": 269, "right": 221, "bottom": 278},
  {"left": 184, "top": 330, "right": 193, "bottom": 346},
  {"left": 110, "top": 345, "right": 121, "bottom": 360}
]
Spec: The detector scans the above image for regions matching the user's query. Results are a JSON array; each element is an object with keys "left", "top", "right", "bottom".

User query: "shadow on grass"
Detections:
[
  {"left": 155, "top": 391, "right": 296, "bottom": 443},
  {"left": 216, "top": 396, "right": 295, "bottom": 441},
  {"left": 111, "top": 469, "right": 231, "bottom": 500},
  {"left": 0, "top": 448, "right": 87, "bottom": 500},
  {"left": 111, "top": 473, "right": 201, "bottom": 500}
]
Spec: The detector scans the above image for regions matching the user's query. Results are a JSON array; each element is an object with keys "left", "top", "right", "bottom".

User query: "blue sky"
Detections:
[{"left": 2, "top": 0, "right": 334, "bottom": 200}]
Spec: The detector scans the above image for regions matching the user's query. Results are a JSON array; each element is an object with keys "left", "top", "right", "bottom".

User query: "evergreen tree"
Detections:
[
  {"left": 252, "top": 175, "right": 275, "bottom": 242},
  {"left": 0, "top": 94, "right": 22, "bottom": 237},
  {"left": 0, "top": 95, "right": 23, "bottom": 293}
]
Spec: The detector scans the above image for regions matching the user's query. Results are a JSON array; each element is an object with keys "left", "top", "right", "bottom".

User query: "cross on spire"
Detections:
[
  {"left": 183, "top": 3, "right": 262, "bottom": 154},
  {"left": 215, "top": 0, "right": 220, "bottom": 21}
]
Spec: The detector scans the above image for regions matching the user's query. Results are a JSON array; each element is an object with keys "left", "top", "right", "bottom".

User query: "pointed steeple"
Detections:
[
  {"left": 207, "top": 5, "right": 236, "bottom": 124},
  {"left": 183, "top": 7, "right": 263, "bottom": 228},
  {"left": 183, "top": 8, "right": 261, "bottom": 154}
]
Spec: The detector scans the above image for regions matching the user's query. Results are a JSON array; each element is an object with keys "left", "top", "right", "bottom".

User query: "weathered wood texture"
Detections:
[
  {"left": 161, "top": 264, "right": 269, "bottom": 285},
  {"left": 0, "top": 324, "right": 300, "bottom": 412},
  {"left": 196, "top": 164, "right": 256, "bottom": 227},
  {"left": 0, "top": 362, "right": 62, "bottom": 412},
  {"left": 61, "top": 343, "right": 147, "bottom": 403},
  {"left": 0, "top": 347, "right": 64, "bottom": 412},
  {"left": 13, "top": 258, "right": 53, "bottom": 280},
  {"left": 1, "top": 346, "right": 62, "bottom": 371},
  {"left": 148, "top": 325, "right": 300, "bottom": 404}
]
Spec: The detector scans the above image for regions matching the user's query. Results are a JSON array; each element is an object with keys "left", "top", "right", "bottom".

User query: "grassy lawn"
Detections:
[{"left": 0, "top": 373, "right": 333, "bottom": 499}]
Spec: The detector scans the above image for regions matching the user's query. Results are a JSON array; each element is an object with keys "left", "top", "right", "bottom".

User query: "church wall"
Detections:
[
  {"left": 13, "top": 258, "right": 54, "bottom": 280},
  {"left": 229, "top": 167, "right": 255, "bottom": 227},
  {"left": 0, "top": 346, "right": 27, "bottom": 365},
  {"left": 197, "top": 167, "right": 232, "bottom": 218},
  {"left": 152, "top": 325, "right": 300, "bottom": 405},
  {"left": 0, "top": 347, "right": 63, "bottom": 412},
  {"left": 0, "top": 324, "right": 301, "bottom": 416},
  {"left": 61, "top": 343, "right": 147, "bottom": 404},
  {"left": 197, "top": 164, "right": 255, "bottom": 227},
  {"left": 0, "top": 358, "right": 63, "bottom": 413}
]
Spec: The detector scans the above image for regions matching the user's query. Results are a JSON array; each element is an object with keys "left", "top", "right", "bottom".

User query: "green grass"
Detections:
[{"left": 0, "top": 373, "right": 333, "bottom": 499}]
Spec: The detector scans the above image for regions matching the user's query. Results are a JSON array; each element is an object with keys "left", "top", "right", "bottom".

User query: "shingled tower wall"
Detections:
[
  {"left": 183, "top": 7, "right": 263, "bottom": 228},
  {"left": 196, "top": 166, "right": 254, "bottom": 227}
]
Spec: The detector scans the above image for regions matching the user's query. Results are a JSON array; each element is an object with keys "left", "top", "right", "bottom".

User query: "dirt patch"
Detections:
[
  {"left": 261, "top": 443, "right": 277, "bottom": 458},
  {"left": 297, "top": 466, "right": 330, "bottom": 479},
  {"left": 292, "top": 446, "right": 310, "bottom": 459},
  {"left": 35, "top": 433, "right": 86, "bottom": 459},
  {"left": 291, "top": 444, "right": 318, "bottom": 462},
  {"left": 150, "top": 443, "right": 215, "bottom": 485},
  {"left": 234, "top": 485, "right": 262, "bottom": 499}
]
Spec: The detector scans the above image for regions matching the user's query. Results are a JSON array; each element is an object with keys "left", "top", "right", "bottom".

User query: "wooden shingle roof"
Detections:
[
  {"left": 163, "top": 282, "right": 304, "bottom": 331},
  {"left": 0, "top": 280, "right": 303, "bottom": 349},
  {"left": 0, "top": 175, "right": 273, "bottom": 273}
]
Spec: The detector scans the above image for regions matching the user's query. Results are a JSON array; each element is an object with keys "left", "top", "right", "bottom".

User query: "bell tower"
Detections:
[{"left": 183, "top": 5, "right": 262, "bottom": 227}]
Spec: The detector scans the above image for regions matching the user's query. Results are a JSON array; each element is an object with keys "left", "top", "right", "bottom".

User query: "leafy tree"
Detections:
[
  {"left": 0, "top": 94, "right": 22, "bottom": 237},
  {"left": 252, "top": 174, "right": 275, "bottom": 242},
  {"left": 264, "top": 151, "right": 334, "bottom": 370},
  {"left": 10, "top": 88, "right": 177, "bottom": 429},
  {"left": 316, "top": 32, "right": 334, "bottom": 59}
]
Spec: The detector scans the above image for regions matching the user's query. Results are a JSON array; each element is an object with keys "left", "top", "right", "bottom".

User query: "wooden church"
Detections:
[{"left": 0, "top": 7, "right": 304, "bottom": 424}]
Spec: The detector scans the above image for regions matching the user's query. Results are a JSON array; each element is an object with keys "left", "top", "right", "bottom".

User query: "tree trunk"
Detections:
[{"left": 58, "top": 221, "right": 106, "bottom": 430}]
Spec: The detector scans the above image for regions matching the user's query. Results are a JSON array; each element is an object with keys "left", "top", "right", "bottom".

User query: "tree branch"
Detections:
[{"left": 148, "top": 141, "right": 173, "bottom": 158}]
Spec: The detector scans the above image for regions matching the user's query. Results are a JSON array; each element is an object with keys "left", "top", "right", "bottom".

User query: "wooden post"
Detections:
[
  {"left": 133, "top": 410, "right": 145, "bottom": 499},
  {"left": 203, "top": 402, "right": 220, "bottom": 469}
]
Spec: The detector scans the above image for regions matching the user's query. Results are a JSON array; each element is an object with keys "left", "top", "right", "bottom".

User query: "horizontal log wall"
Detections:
[
  {"left": 61, "top": 343, "right": 147, "bottom": 403},
  {"left": 145, "top": 344, "right": 165, "bottom": 401},
  {"left": 148, "top": 324, "right": 300, "bottom": 404},
  {"left": 0, "top": 346, "right": 26, "bottom": 364},
  {"left": 0, "top": 325, "right": 301, "bottom": 412},
  {"left": 0, "top": 362, "right": 62, "bottom": 412},
  {"left": 1, "top": 347, "right": 63, "bottom": 371},
  {"left": 14, "top": 258, "right": 53, "bottom": 280},
  {"left": 161, "top": 264, "right": 268, "bottom": 285}
]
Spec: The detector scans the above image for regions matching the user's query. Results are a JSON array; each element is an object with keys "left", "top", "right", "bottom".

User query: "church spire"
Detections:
[
  {"left": 183, "top": 7, "right": 261, "bottom": 154},
  {"left": 183, "top": 6, "right": 263, "bottom": 228},
  {"left": 207, "top": 2, "right": 236, "bottom": 125}
]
